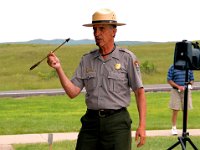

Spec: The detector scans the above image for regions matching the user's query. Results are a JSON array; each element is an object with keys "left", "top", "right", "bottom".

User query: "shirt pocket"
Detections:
[
  {"left": 108, "top": 72, "right": 128, "bottom": 93},
  {"left": 82, "top": 72, "right": 97, "bottom": 92}
]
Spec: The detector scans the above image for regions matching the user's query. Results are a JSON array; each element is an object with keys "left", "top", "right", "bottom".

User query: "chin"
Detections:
[{"left": 95, "top": 42, "right": 100, "bottom": 47}]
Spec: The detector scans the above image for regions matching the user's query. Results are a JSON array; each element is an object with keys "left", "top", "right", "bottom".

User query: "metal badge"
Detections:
[{"left": 115, "top": 63, "right": 121, "bottom": 70}]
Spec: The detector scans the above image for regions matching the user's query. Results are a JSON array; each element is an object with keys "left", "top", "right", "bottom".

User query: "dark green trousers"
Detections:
[{"left": 75, "top": 108, "right": 132, "bottom": 150}]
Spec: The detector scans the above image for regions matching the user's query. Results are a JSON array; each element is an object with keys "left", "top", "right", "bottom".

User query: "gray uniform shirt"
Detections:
[{"left": 71, "top": 46, "right": 143, "bottom": 110}]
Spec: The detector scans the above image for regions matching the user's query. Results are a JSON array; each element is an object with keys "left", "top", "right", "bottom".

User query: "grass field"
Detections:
[
  {"left": 1, "top": 42, "right": 200, "bottom": 91},
  {"left": 0, "top": 92, "right": 200, "bottom": 135}
]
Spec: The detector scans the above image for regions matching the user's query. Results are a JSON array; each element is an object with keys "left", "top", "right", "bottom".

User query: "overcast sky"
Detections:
[{"left": 0, "top": 0, "right": 200, "bottom": 43}]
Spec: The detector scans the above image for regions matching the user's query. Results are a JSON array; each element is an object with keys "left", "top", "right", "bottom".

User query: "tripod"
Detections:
[{"left": 167, "top": 69, "right": 198, "bottom": 150}]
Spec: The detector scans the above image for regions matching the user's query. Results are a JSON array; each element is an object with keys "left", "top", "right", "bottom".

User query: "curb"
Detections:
[{"left": 0, "top": 129, "right": 200, "bottom": 145}]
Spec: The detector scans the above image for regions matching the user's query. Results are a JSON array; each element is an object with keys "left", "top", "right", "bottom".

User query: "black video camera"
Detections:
[{"left": 174, "top": 40, "right": 200, "bottom": 70}]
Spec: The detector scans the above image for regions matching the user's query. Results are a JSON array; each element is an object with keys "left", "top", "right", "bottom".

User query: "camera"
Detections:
[{"left": 174, "top": 40, "right": 200, "bottom": 70}]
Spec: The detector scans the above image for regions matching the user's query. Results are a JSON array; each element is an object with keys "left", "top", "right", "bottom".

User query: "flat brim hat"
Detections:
[{"left": 83, "top": 8, "right": 126, "bottom": 27}]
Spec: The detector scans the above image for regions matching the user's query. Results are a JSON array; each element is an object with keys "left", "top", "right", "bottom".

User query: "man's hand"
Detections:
[
  {"left": 177, "top": 85, "right": 185, "bottom": 92},
  {"left": 47, "top": 52, "right": 61, "bottom": 69},
  {"left": 135, "top": 127, "right": 146, "bottom": 147}
]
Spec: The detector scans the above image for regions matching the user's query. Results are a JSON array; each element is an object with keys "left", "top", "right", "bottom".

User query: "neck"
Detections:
[{"left": 100, "top": 44, "right": 116, "bottom": 56}]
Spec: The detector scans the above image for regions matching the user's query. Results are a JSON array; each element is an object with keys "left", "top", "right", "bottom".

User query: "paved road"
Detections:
[{"left": 0, "top": 83, "right": 200, "bottom": 98}]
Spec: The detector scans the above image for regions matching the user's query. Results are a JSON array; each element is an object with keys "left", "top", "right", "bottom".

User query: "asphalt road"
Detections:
[{"left": 0, "top": 83, "right": 200, "bottom": 98}]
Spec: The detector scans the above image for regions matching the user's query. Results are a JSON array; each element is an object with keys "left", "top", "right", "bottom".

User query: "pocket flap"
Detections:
[
  {"left": 108, "top": 72, "right": 125, "bottom": 80},
  {"left": 83, "top": 72, "right": 96, "bottom": 79}
]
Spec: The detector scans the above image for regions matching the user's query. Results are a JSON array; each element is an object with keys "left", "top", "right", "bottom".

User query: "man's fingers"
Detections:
[
  {"left": 135, "top": 132, "right": 146, "bottom": 148},
  {"left": 136, "top": 136, "right": 146, "bottom": 147},
  {"left": 47, "top": 55, "right": 56, "bottom": 66}
]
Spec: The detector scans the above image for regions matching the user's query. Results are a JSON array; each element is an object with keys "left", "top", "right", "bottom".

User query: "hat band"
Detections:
[{"left": 92, "top": 20, "right": 117, "bottom": 24}]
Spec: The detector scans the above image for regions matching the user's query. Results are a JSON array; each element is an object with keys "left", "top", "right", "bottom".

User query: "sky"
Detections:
[{"left": 0, "top": 0, "right": 200, "bottom": 43}]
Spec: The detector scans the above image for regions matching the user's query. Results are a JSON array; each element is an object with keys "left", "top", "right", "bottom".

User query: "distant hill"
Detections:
[
  {"left": 26, "top": 39, "right": 96, "bottom": 45},
  {"left": 5, "top": 39, "right": 158, "bottom": 45},
  {"left": 116, "top": 41, "right": 158, "bottom": 45}
]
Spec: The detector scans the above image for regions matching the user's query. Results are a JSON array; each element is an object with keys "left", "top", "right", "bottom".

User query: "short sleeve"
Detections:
[
  {"left": 127, "top": 53, "right": 143, "bottom": 91},
  {"left": 167, "top": 65, "right": 174, "bottom": 81},
  {"left": 71, "top": 58, "right": 84, "bottom": 90}
]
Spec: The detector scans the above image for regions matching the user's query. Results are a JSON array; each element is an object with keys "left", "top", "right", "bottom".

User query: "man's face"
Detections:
[{"left": 93, "top": 24, "right": 116, "bottom": 47}]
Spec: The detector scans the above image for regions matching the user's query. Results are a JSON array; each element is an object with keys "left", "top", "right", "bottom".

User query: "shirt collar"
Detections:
[
  {"left": 110, "top": 46, "right": 120, "bottom": 60},
  {"left": 91, "top": 45, "right": 120, "bottom": 60}
]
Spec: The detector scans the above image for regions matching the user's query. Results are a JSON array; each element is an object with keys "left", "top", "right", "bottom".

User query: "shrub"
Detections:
[
  {"left": 37, "top": 70, "right": 58, "bottom": 80},
  {"left": 140, "top": 60, "right": 157, "bottom": 74}
]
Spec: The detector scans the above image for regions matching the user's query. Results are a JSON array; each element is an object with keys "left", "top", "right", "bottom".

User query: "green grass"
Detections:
[
  {"left": 1, "top": 42, "right": 200, "bottom": 91},
  {"left": 0, "top": 44, "right": 96, "bottom": 90},
  {"left": 1, "top": 91, "right": 200, "bottom": 135},
  {"left": 13, "top": 136, "right": 200, "bottom": 150}
]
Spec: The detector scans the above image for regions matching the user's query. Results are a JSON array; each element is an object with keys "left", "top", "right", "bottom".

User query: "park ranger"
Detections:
[{"left": 47, "top": 8, "right": 146, "bottom": 150}]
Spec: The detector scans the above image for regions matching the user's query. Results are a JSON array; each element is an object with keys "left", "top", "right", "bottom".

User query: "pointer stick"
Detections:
[{"left": 29, "top": 38, "right": 70, "bottom": 70}]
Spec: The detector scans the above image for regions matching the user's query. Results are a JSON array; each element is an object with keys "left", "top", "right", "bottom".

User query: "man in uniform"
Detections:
[{"left": 47, "top": 8, "right": 146, "bottom": 150}]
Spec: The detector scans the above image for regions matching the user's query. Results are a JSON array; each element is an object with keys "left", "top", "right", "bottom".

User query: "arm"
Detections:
[
  {"left": 133, "top": 87, "right": 146, "bottom": 147},
  {"left": 189, "top": 81, "right": 194, "bottom": 85},
  {"left": 168, "top": 80, "right": 184, "bottom": 92},
  {"left": 47, "top": 52, "right": 81, "bottom": 98}
]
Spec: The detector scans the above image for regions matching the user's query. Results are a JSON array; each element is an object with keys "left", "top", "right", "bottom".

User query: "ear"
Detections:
[{"left": 113, "top": 28, "right": 117, "bottom": 37}]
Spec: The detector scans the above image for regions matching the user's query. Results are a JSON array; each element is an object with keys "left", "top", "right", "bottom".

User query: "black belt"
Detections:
[{"left": 86, "top": 107, "right": 126, "bottom": 118}]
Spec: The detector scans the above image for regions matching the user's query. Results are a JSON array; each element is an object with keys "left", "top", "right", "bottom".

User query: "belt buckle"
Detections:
[{"left": 98, "top": 110, "right": 106, "bottom": 117}]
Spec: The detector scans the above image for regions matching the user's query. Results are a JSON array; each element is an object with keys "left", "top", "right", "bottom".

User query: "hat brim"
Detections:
[{"left": 83, "top": 22, "right": 126, "bottom": 27}]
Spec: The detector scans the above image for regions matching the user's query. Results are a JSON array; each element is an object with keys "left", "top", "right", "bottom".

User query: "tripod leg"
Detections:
[
  {"left": 167, "top": 140, "right": 181, "bottom": 150},
  {"left": 178, "top": 137, "right": 186, "bottom": 150},
  {"left": 186, "top": 138, "right": 198, "bottom": 150}
]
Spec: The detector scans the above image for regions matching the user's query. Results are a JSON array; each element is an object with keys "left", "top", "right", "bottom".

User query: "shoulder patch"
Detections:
[{"left": 134, "top": 60, "right": 140, "bottom": 69}]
